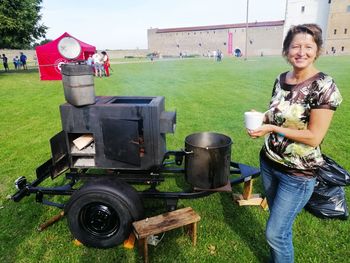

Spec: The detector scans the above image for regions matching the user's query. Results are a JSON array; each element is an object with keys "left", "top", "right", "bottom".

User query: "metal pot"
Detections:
[
  {"left": 184, "top": 132, "right": 232, "bottom": 189},
  {"left": 61, "top": 63, "right": 95, "bottom": 106}
]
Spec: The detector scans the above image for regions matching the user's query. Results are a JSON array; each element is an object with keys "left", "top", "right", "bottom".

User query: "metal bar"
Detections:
[
  {"left": 28, "top": 185, "right": 75, "bottom": 195},
  {"left": 245, "top": 0, "right": 249, "bottom": 60}
]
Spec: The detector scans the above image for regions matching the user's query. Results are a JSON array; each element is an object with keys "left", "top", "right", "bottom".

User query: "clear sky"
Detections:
[{"left": 41, "top": 0, "right": 287, "bottom": 50}]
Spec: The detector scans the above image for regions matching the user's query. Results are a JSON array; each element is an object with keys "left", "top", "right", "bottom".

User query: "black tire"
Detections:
[{"left": 65, "top": 179, "right": 143, "bottom": 248}]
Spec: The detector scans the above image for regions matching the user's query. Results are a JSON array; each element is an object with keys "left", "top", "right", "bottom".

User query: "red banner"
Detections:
[{"left": 228, "top": 32, "right": 233, "bottom": 55}]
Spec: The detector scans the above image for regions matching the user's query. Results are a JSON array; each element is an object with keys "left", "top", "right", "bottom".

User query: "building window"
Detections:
[
  {"left": 176, "top": 44, "right": 180, "bottom": 48},
  {"left": 301, "top": 6, "right": 305, "bottom": 13},
  {"left": 194, "top": 32, "right": 196, "bottom": 35},
  {"left": 341, "top": 46, "right": 344, "bottom": 51},
  {"left": 223, "top": 42, "right": 226, "bottom": 46},
  {"left": 347, "top": 5, "right": 350, "bottom": 12},
  {"left": 213, "top": 31, "right": 215, "bottom": 34},
  {"left": 331, "top": 46, "right": 335, "bottom": 51},
  {"left": 328, "top": 0, "right": 331, "bottom": 4},
  {"left": 345, "top": 28, "right": 348, "bottom": 34},
  {"left": 334, "top": 29, "right": 337, "bottom": 35},
  {"left": 198, "top": 43, "right": 202, "bottom": 47}
]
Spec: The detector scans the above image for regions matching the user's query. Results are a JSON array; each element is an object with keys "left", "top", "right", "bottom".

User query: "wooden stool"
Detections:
[
  {"left": 233, "top": 179, "right": 267, "bottom": 208},
  {"left": 132, "top": 207, "right": 201, "bottom": 263}
]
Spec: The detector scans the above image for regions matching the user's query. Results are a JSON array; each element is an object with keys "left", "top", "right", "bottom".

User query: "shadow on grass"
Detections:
[
  {"left": 220, "top": 190, "right": 269, "bottom": 263},
  {"left": 77, "top": 246, "right": 133, "bottom": 263},
  {"left": 0, "top": 68, "right": 39, "bottom": 74}
]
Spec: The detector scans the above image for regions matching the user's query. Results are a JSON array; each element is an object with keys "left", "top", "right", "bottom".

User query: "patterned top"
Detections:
[{"left": 263, "top": 72, "right": 342, "bottom": 174}]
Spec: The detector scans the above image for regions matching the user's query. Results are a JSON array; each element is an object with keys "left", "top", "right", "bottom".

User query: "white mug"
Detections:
[{"left": 244, "top": 111, "right": 264, "bottom": 130}]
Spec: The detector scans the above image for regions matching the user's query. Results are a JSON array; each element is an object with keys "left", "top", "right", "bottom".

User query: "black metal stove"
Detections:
[{"left": 58, "top": 96, "right": 175, "bottom": 170}]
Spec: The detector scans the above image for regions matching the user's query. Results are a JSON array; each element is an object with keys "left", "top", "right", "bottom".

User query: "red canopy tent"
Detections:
[{"left": 36, "top": 32, "right": 96, "bottom": 80}]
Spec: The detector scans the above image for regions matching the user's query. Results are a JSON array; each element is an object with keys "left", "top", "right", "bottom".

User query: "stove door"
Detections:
[
  {"left": 50, "top": 130, "right": 69, "bottom": 178},
  {"left": 101, "top": 118, "right": 141, "bottom": 166}
]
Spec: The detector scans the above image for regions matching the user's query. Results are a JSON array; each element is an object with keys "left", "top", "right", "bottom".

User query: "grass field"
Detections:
[{"left": 0, "top": 56, "right": 349, "bottom": 263}]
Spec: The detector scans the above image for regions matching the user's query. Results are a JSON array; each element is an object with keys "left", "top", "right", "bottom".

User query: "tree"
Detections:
[
  {"left": 0, "top": 0, "right": 47, "bottom": 49},
  {"left": 32, "top": 39, "right": 52, "bottom": 48}
]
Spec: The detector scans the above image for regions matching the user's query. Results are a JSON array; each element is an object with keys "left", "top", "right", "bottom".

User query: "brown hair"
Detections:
[{"left": 282, "top": 24, "right": 323, "bottom": 59}]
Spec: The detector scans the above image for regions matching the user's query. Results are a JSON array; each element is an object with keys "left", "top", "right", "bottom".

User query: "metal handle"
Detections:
[{"left": 182, "top": 149, "right": 194, "bottom": 155}]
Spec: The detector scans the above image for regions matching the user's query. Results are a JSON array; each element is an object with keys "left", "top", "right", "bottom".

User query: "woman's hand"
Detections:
[
  {"left": 246, "top": 109, "right": 334, "bottom": 147},
  {"left": 247, "top": 124, "right": 274, "bottom": 138}
]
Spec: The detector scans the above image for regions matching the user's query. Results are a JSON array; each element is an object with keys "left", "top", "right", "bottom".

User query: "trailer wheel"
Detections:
[{"left": 65, "top": 179, "right": 143, "bottom": 248}]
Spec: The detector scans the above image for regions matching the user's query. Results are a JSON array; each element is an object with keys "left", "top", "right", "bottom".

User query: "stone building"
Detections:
[
  {"left": 283, "top": 0, "right": 330, "bottom": 42},
  {"left": 325, "top": 0, "right": 350, "bottom": 55},
  {"left": 148, "top": 0, "right": 350, "bottom": 57},
  {"left": 148, "top": 21, "right": 284, "bottom": 57}
]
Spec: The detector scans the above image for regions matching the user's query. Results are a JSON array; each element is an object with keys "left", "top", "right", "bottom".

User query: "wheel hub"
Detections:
[{"left": 80, "top": 202, "right": 120, "bottom": 238}]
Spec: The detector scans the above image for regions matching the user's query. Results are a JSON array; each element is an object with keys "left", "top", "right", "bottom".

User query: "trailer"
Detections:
[{"left": 11, "top": 63, "right": 260, "bottom": 248}]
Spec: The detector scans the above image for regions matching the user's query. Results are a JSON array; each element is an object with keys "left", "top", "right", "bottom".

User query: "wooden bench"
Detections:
[{"left": 132, "top": 207, "right": 201, "bottom": 263}]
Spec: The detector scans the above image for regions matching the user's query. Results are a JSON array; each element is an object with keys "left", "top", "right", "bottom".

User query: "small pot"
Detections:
[{"left": 184, "top": 132, "right": 232, "bottom": 189}]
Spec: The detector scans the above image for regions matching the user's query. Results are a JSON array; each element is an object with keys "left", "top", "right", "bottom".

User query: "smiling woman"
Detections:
[{"left": 247, "top": 23, "right": 343, "bottom": 263}]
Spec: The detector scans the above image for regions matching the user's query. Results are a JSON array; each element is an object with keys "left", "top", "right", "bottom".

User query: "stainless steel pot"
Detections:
[{"left": 184, "top": 132, "right": 232, "bottom": 189}]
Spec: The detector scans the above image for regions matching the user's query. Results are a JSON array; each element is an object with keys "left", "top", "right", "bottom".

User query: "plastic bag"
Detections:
[
  {"left": 317, "top": 154, "right": 350, "bottom": 186},
  {"left": 306, "top": 180, "right": 349, "bottom": 220}
]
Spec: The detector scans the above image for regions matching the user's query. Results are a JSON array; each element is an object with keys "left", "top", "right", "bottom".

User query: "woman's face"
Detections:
[{"left": 287, "top": 33, "right": 318, "bottom": 70}]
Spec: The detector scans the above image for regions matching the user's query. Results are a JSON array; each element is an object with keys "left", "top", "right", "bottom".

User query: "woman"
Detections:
[
  {"left": 248, "top": 24, "right": 342, "bottom": 262},
  {"left": 101, "top": 51, "right": 110, "bottom": 77}
]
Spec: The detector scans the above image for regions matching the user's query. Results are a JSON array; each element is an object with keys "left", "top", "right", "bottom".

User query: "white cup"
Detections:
[{"left": 244, "top": 111, "right": 264, "bottom": 130}]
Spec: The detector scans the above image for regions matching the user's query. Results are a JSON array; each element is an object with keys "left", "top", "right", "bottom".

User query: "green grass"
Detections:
[{"left": 0, "top": 56, "right": 350, "bottom": 263}]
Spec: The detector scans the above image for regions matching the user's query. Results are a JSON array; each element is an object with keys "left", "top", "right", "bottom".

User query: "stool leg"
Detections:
[
  {"left": 242, "top": 180, "right": 253, "bottom": 200},
  {"left": 188, "top": 222, "right": 197, "bottom": 246},
  {"left": 143, "top": 238, "right": 149, "bottom": 263},
  {"left": 138, "top": 238, "right": 148, "bottom": 263}
]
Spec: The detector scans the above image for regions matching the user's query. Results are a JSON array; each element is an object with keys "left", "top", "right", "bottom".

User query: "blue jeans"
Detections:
[{"left": 260, "top": 157, "right": 316, "bottom": 263}]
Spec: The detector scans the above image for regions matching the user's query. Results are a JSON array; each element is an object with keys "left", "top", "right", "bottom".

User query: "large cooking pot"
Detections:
[{"left": 184, "top": 132, "right": 232, "bottom": 189}]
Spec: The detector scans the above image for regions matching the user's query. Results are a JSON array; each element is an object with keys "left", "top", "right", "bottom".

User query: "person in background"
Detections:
[
  {"left": 92, "top": 51, "right": 103, "bottom": 78},
  {"left": 13, "top": 56, "right": 19, "bottom": 70},
  {"left": 20, "top": 52, "right": 27, "bottom": 70},
  {"left": 247, "top": 24, "right": 342, "bottom": 262},
  {"left": 2, "top": 54, "right": 9, "bottom": 71},
  {"left": 33, "top": 54, "right": 37, "bottom": 66},
  {"left": 101, "top": 51, "right": 110, "bottom": 77},
  {"left": 86, "top": 54, "right": 94, "bottom": 73}
]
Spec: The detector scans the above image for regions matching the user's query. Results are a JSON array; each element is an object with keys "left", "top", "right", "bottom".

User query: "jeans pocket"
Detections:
[{"left": 285, "top": 173, "right": 315, "bottom": 183}]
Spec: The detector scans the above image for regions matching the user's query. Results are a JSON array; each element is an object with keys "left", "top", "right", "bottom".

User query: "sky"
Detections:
[{"left": 40, "top": 0, "right": 287, "bottom": 50}]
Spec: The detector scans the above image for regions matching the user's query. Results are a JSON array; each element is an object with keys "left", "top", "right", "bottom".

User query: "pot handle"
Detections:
[{"left": 182, "top": 149, "right": 194, "bottom": 155}]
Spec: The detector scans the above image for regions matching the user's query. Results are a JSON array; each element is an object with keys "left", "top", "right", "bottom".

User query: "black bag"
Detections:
[
  {"left": 305, "top": 155, "right": 349, "bottom": 220},
  {"left": 306, "top": 181, "right": 349, "bottom": 220},
  {"left": 317, "top": 154, "right": 350, "bottom": 186}
]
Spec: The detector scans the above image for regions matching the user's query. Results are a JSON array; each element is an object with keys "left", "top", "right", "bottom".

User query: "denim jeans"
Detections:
[{"left": 260, "top": 157, "right": 316, "bottom": 263}]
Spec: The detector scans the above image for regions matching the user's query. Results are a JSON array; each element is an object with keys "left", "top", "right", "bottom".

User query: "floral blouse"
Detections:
[{"left": 263, "top": 72, "right": 343, "bottom": 172}]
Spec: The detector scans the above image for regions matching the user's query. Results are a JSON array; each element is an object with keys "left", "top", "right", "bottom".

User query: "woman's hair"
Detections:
[{"left": 282, "top": 24, "right": 323, "bottom": 59}]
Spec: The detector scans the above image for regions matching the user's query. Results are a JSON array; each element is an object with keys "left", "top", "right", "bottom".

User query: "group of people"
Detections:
[
  {"left": 207, "top": 50, "right": 223, "bottom": 61},
  {"left": 87, "top": 50, "right": 110, "bottom": 77},
  {"left": 1, "top": 52, "right": 27, "bottom": 71}
]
